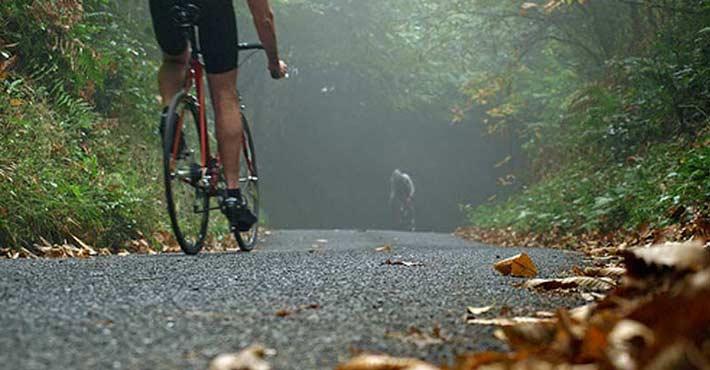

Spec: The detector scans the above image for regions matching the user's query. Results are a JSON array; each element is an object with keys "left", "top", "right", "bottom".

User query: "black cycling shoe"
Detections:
[{"left": 221, "top": 196, "right": 258, "bottom": 232}]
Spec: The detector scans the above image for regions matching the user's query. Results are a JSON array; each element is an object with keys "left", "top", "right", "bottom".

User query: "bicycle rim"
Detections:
[
  {"left": 234, "top": 113, "right": 259, "bottom": 251},
  {"left": 163, "top": 91, "right": 209, "bottom": 255}
]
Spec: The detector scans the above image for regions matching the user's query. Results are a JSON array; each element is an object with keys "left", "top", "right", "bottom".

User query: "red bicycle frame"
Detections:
[{"left": 172, "top": 59, "right": 209, "bottom": 168}]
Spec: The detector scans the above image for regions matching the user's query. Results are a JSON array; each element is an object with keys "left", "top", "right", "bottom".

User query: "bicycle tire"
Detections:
[
  {"left": 163, "top": 91, "right": 210, "bottom": 255},
  {"left": 234, "top": 112, "right": 259, "bottom": 251}
]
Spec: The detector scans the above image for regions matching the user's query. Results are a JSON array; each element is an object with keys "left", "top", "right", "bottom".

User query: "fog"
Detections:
[{"left": 232, "top": 2, "right": 516, "bottom": 232}]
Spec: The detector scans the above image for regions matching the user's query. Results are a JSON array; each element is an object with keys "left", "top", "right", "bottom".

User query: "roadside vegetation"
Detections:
[
  {"left": 457, "top": 0, "right": 710, "bottom": 244},
  {"left": 0, "top": 0, "right": 162, "bottom": 248}
]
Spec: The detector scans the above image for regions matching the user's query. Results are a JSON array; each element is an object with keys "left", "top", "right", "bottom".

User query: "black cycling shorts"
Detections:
[{"left": 149, "top": 0, "right": 238, "bottom": 74}]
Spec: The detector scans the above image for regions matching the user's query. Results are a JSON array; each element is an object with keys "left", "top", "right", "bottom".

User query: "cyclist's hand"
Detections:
[{"left": 269, "top": 60, "right": 288, "bottom": 80}]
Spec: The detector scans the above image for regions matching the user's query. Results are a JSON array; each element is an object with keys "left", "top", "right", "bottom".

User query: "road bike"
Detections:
[
  {"left": 393, "top": 197, "right": 416, "bottom": 232},
  {"left": 162, "top": 1, "right": 261, "bottom": 254}
]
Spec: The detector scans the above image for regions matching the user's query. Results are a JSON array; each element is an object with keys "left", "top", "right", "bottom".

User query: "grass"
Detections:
[
  {"left": 0, "top": 75, "right": 163, "bottom": 248},
  {"left": 466, "top": 132, "right": 710, "bottom": 236}
]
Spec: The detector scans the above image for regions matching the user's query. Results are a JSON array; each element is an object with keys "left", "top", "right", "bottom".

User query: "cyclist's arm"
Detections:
[{"left": 246, "top": 0, "right": 283, "bottom": 77}]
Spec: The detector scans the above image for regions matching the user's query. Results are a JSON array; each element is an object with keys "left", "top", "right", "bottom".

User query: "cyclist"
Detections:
[
  {"left": 389, "top": 169, "right": 416, "bottom": 231},
  {"left": 149, "top": 0, "right": 287, "bottom": 232}
]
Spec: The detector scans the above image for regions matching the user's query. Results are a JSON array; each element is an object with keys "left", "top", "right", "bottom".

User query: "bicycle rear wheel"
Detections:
[
  {"left": 163, "top": 91, "right": 209, "bottom": 255},
  {"left": 234, "top": 113, "right": 259, "bottom": 251}
]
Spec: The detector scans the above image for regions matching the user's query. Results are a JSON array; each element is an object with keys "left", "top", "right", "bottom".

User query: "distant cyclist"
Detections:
[
  {"left": 389, "top": 169, "right": 416, "bottom": 231},
  {"left": 149, "top": 0, "right": 287, "bottom": 231}
]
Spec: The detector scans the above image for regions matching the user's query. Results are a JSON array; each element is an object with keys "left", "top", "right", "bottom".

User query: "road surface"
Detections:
[{"left": 0, "top": 230, "right": 581, "bottom": 369}]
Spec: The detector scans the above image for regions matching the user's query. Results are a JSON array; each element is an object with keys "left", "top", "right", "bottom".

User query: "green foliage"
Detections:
[
  {"left": 461, "top": 1, "right": 710, "bottom": 236},
  {"left": 467, "top": 135, "right": 710, "bottom": 235},
  {"left": 0, "top": 0, "right": 162, "bottom": 247}
]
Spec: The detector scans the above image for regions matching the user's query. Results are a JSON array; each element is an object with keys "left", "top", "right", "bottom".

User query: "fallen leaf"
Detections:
[
  {"left": 383, "top": 258, "right": 423, "bottom": 267},
  {"left": 375, "top": 244, "right": 393, "bottom": 252},
  {"left": 19, "top": 247, "right": 38, "bottom": 259},
  {"left": 336, "top": 354, "right": 440, "bottom": 370},
  {"left": 386, "top": 325, "right": 446, "bottom": 348},
  {"left": 523, "top": 277, "right": 615, "bottom": 291},
  {"left": 467, "top": 305, "right": 494, "bottom": 316},
  {"left": 623, "top": 240, "right": 709, "bottom": 276},
  {"left": 579, "top": 325, "right": 608, "bottom": 363},
  {"left": 569, "top": 304, "right": 596, "bottom": 322},
  {"left": 581, "top": 266, "right": 626, "bottom": 277},
  {"left": 643, "top": 341, "right": 710, "bottom": 370},
  {"left": 10, "top": 98, "right": 23, "bottom": 107},
  {"left": 452, "top": 351, "right": 517, "bottom": 369},
  {"left": 580, "top": 292, "right": 605, "bottom": 302},
  {"left": 209, "top": 344, "right": 274, "bottom": 370},
  {"left": 467, "top": 317, "right": 556, "bottom": 326},
  {"left": 501, "top": 321, "right": 558, "bottom": 351},
  {"left": 606, "top": 320, "right": 655, "bottom": 370},
  {"left": 493, "top": 253, "right": 538, "bottom": 277},
  {"left": 535, "top": 311, "right": 555, "bottom": 318},
  {"left": 275, "top": 303, "right": 320, "bottom": 318},
  {"left": 70, "top": 234, "right": 97, "bottom": 256}
]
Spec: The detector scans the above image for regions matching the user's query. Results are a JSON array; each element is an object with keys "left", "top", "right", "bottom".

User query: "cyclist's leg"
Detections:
[
  {"left": 207, "top": 70, "right": 242, "bottom": 190},
  {"left": 149, "top": 0, "right": 189, "bottom": 106},
  {"left": 200, "top": 0, "right": 241, "bottom": 190},
  {"left": 157, "top": 51, "right": 189, "bottom": 107}
]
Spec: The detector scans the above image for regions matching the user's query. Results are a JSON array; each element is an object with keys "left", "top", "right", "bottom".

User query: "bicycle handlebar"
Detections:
[{"left": 237, "top": 43, "right": 264, "bottom": 51}]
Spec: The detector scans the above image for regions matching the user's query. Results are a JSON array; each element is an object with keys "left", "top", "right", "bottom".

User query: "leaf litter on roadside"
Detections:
[
  {"left": 275, "top": 303, "right": 320, "bottom": 318},
  {"left": 386, "top": 324, "right": 447, "bottom": 348},
  {"left": 383, "top": 258, "right": 424, "bottom": 267},
  {"left": 340, "top": 239, "right": 710, "bottom": 369},
  {"left": 336, "top": 354, "right": 440, "bottom": 370},
  {"left": 493, "top": 253, "right": 538, "bottom": 277},
  {"left": 375, "top": 244, "right": 393, "bottom": 252},
  {"left": 209, "top": 344, "right": 275, "bottom": 370},
  {"left": 466, "top": 305, "right": 494, "bottom": 316},
  {"left": 523, "top": 276, "right": 616, "bottom": 291}
]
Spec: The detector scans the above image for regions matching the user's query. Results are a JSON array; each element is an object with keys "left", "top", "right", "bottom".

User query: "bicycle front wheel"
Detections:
[
  {"left": 163, "top": 91, "right": 209, "bottom": 255},
  {"left": 234, "top": 113, "right": 260, "bottom": 251}
]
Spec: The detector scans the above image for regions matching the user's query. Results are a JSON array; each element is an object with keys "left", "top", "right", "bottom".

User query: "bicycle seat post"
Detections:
[{"left": 171, "top": 1, "right": 201, "bottom": 58}]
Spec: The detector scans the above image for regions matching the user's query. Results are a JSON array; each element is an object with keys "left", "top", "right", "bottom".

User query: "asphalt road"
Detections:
[{"left": 0, "top": 230, "right": 582, "bottom": 369}]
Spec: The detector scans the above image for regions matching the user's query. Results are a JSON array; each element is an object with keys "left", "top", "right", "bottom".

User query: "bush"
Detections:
[{"left": 0, "top": 0, "right": 162, "bottom": 247}]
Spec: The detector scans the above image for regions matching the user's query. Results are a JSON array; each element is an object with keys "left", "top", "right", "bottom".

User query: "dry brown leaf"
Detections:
[
  {"left": 535, "top": 311, "right": 556, "bottom": 318},
  {"left": 578, "top": 325, "right": 608, "bottom": 362},
  {"left": 494, "top": 253, "right": 538, "bottom": 277},
  {"left": 209, "top": 345, "right": 274, "bottom": 370},
  {"left": 19, "top": 247, "right": 38, "bottom": 259},
  {"left": 386, "top": 325, "right": 447, "bottom": 348},
  {"left": 467, "top": 317, "right": 556, "bottom": 326},
  {"left": 453, "top": 351, "right": 518, "bottom": 370},
  {"left": 0, "top": 55, "right": 18, "bottom": 74},
  {"left": 606, "top": 320, "right": 655, "bottom": 370},
  {"left": 275, "top": 303, "right": 320, "bottom": 318},
  {"left": 375, "top": 244, "right": 393, "bottom": 252},
  {"left": 523, "top": 277, "right": 615, "bottom": 291},
  {"left": 70, "top": 234, "right": 97, "bottom": 256},
  {"left": 624, "top": 240, "right": 709, "bottom": 276},
  {"left": 643, "top": 341, "right": 710, "bottom": 370},
  {"left": 336, "top": 354, "right": 440, "bottom": 370},
  {"left": 501, "top": 322, "right": 558, "bottom": 351},
  {"left": 467, "top": 305, "right": 494, "bottom": 316},
  {"left": 569, "top": 304, "right": 596, "bottom": 322},
  {"left": 383, "top": 258, "right": 424, "bottom": 267},
  {"left": 582, "top": 267, "right": 626, "bottom": 278}
]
